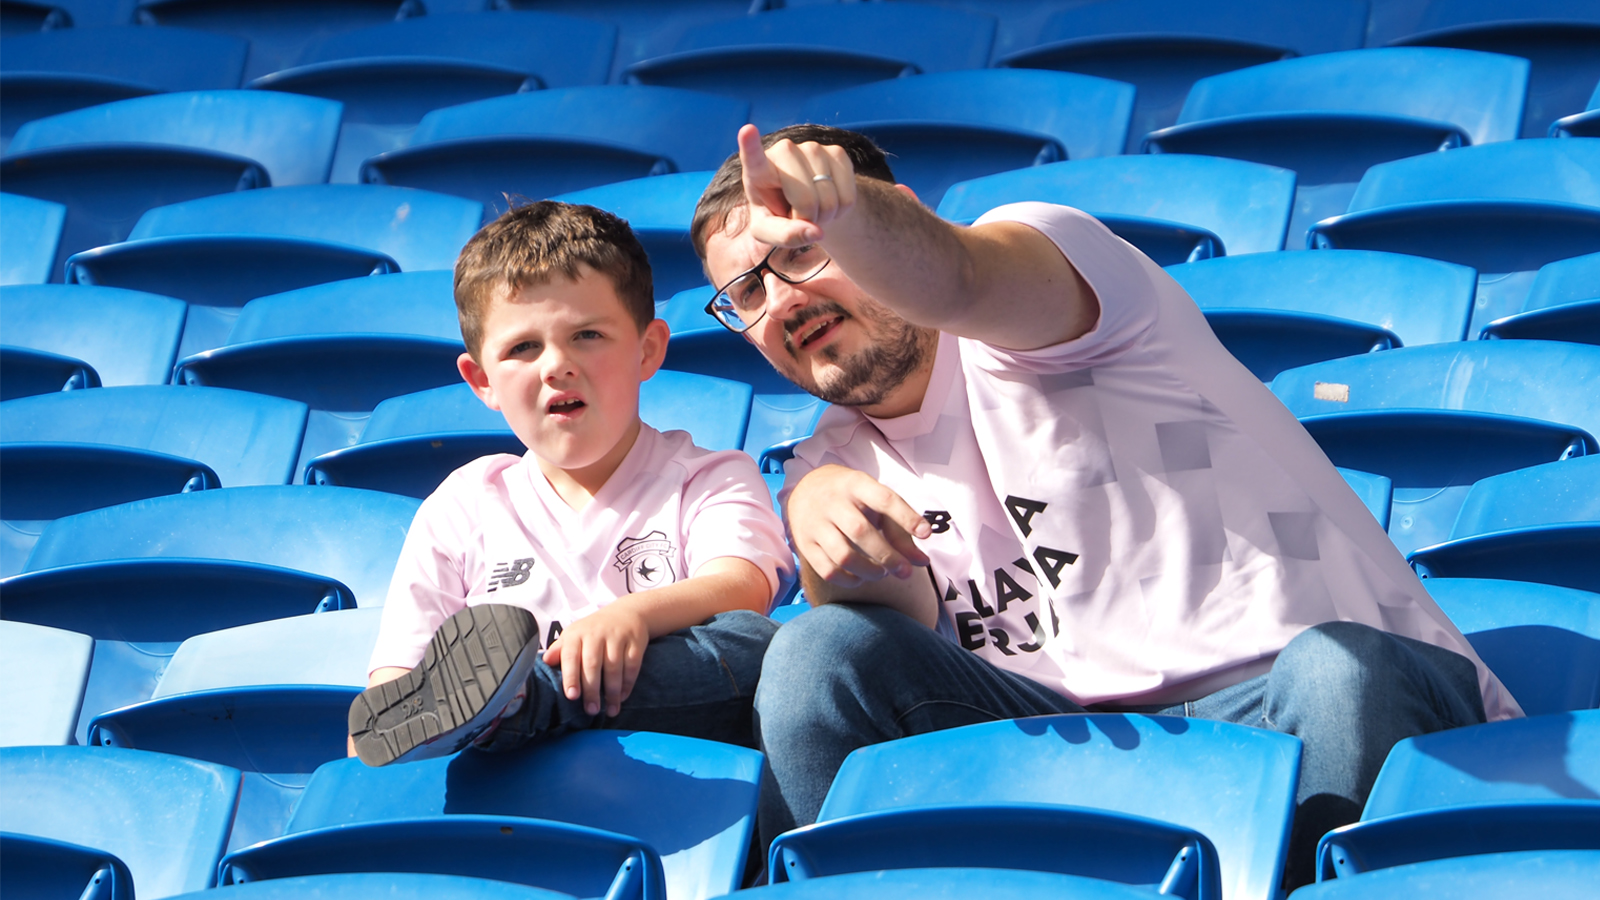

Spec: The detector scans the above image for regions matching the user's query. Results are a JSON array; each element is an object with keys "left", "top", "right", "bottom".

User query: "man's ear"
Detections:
[
  {"left": 457, "top": 352, "right": 500, "bottom": 410},
  {"left": 894, "top": 182, "right": 922, "bottom": 206},
  {"left": 639, "top": 318, "right": 670, "bottom": 380}
]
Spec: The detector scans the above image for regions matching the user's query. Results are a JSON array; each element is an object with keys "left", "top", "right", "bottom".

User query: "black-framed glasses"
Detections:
[{"left": 704, "top": 243, "right": 832, "bottom": 334}]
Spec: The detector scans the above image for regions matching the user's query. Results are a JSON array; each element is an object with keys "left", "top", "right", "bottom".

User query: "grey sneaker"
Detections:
[{"left": 349, "top": 603, "right": 539, "bottom": 766}]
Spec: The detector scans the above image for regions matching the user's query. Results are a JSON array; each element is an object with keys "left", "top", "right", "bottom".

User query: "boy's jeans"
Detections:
[
  {"left": 753, "top": 602, "right": 1488, "bottom": 887},
  {"left": 478, "top": 609, "right": 779, "bottom": 751}
]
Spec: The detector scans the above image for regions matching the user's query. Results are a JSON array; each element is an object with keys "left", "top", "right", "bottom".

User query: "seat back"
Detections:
[
  {"left": 798, "top": 69, "right": 1135, "bottom": 207},
  {"left": 0, "top": 833, "right": 135, "bottom": 900},
  {"left": 134, "top": 0, "right": 417, "bottom": 81},
  {"left": 154, "top": 607, "right": 383, "bottom": 697},
  {"left": 0, "top": 620, "right": 92, "bottom": 746},
  {"left": 1451, "top": 455, "right": 1600, "bottom": 539},
  {"left": 0, "top": 192, "right": 65, "bottom": 284},
  {"left": 0, "top": 745, "right": 241, "bottom": 898},
  {"left": 1483, "top": 249, "right": 1600, "bottom": 342},
  {"left": 820, "top": 714, "right": 1301, "bottom": 900},
  {"left": 553, "top": 171, "right": 715, "bottom": 304},
  {"left": 1525, "top": 250, "right": 1600, "bottom": 314},
  {"left": 0, "top": 284, "right": 187, "bottom": 386},
  {"left": 166, "top": 871, "right": 588, "bottom": 900},
  {"left": 938, "top": 155, "right": 1296, "bottom": 260}
]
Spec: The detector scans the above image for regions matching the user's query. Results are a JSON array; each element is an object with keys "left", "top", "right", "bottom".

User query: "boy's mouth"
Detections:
[{"left": 547, "top": 395, "right": 586, "bottom": 415}]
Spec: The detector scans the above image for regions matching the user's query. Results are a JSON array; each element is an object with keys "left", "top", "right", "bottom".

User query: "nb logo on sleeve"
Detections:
[
  {"left": 487, "top": 558, "right": 535, "bottom": 592},
  {"left": 924, "top": 510, "right": 952, "bottom": 534}
]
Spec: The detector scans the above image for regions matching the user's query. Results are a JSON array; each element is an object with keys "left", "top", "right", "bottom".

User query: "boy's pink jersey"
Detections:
[
  {"left": 783, "top": 202, "right": 1520, "bottom": 721},
  {"left": 370, "top": 424, "right": 793, "bottom": 674}
]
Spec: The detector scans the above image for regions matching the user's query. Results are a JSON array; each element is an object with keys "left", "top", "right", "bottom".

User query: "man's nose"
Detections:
[{"left": 763, "top": 271, "right": 811, "bottom": 320}]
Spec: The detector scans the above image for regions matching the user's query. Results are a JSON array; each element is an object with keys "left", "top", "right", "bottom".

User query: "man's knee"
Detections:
[
  {"left": 756, "top": 602, "right": 925, "bottom": 717},
  {"left": 1273, "top": 621, "right": 1402, "bottom": 695}
]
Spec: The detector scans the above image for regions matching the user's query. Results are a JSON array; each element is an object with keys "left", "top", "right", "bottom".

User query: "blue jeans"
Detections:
[
  {"left": 753, "top": 603, "right": 1486, "bottom": 887},
  {"left": 478, "top": 609, "right": 779, "bottom": 751}
]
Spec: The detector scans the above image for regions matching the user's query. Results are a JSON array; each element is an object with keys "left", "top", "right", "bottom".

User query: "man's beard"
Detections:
[{"left": 776, "top": 298, "right": 936, "bottom": 408}]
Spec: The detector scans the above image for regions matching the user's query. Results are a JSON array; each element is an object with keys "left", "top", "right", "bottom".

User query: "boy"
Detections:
[{"left": 349, "top": 201, "right": 792, "bottom": 766}]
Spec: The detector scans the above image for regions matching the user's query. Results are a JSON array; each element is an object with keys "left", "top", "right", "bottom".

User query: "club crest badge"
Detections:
[{"left": 614, "top": 530, "right": 678, "bottom": 592}]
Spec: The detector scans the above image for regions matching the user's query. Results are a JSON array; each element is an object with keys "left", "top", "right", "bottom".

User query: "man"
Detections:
[{"left": 693, "top": 124, "right": 1520, "bottom": 886}]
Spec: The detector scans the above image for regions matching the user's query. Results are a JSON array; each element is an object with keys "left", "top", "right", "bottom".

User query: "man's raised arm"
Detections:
[{"left": 735, "top": 124, "right": 1100, "bottom": 351}]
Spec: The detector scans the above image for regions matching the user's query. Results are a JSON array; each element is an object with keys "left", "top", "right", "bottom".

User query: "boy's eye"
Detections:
[
  {"left": 575, "top": 329, "right": 603, "bottom": 340},
  {"left": 509, "top": 340, "right": 538, "bottom": 356}
]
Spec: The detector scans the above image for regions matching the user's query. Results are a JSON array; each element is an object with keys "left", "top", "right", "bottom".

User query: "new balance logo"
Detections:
[{"left": 487, "top": 558, "right": 535, "bottom": 592}]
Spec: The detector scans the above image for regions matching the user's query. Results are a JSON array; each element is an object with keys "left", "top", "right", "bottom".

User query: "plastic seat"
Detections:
[
  {"left": 938, "top": 155, "right": 1296, "bottom": 264},
  {"left": 0, "top": 26, "right": 248, "bottom": 148},
  {"left": 217, "top": 729, "right": 764, "bottom": 900},
  {"left": 249, "top": 12, "right": 617, "bottom": 183},
  {"left": 1298, "top": 850, "right": 1600, "bottom": 899},
  {"left": 1481, "top": 250, "right": 1600, "bottom": 344},
  {"left": 1312, "top": 709, "right": 1600, "bottom": 881},
  {"left": 491, "top": 0, "right": 753, "bottom": 82},
  {"left": 361, "top": 86, "right": 747, "bottom": 217},
  {"left": 305, "top": 371, "right": 754, "bottom": 498},
  {"left": 624, "top": 4, "right": 999, "bottom": 130},
  {"left": 1424, "top": 578, "right": 1600, "bottom": 716},
  {"left": 1307, "top": 138, "right": 1600, "bottom": 338},
  {"left": 0, "top": 833, "right": 135, "bottom": 900},
  {"left": 15, "top": 0, "right": 136, "bottom": 27},
  {"left": 65, "top": 185, "right": 482, "bottom": 357},
  {"left": 1368, "top": 0, "right": 1600, "bottom": 138},
  {"left": 1552, "top": 79, "right": 1600, "bottom": 137},
  {"left": 154, "top": 608, "right": 383, "bottom": 698},
  {"left": 782, "top": 714, "right": 1299, "bottom": 900},
  {"left": 1337, "top": 467, "right": 1394, "bottom": 530},
  {"left": 165, "top": 872, "right": 579, "bottom": 900},
  {"left": 173, "top": 271, "right": 467, "bottom": 472},
  {"left": 1269, "top": 341, "right": 1600, "bottom": 556},
  {"left": 0, "top": 192, "right": 64, "bottom": 284},
  {"left": 1408, "top": 455, "right": 1600, "bottom": 593},
  {"left": 2, "top": 90, "right": 343, "bottom": 280},
  {"left": 0, "top": 745, "right": 241, "bottom": 899},
  {"left": 737, "top": 867, "right": 1178, "bottom": 900},
  {"left": 1165, "top": 250, "right": 1478, "bottom": 381},
  {"left": 134, "top": 0, "right": 420, "bottom": 82},
  {"left": 796, "top": 70, "right": 1135, "bottom": 208},
  {"left": 658, "top": 286, "right": 829, "bottom": 459},
  {"left": 1144, "top": 48, "right": 1529, "bottom": 245},
  {"left": 554, "top": 171, "right": 715, "bottom": 304},
  {"left": 1, "top": 284, "right": 187, "bottom": 391},
  {"left": 0, "top": 620, "right": 91, "bottom": 746},
  {"left": 998, "top": 0, "right": 1370, "bottom": 152},
  {"left": 1, "top": 1, "right": 72, "bottom": 34}
]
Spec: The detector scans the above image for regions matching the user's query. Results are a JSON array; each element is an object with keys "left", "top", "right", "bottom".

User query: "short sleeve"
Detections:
[
  {"left": 366, "top": 485, "right": 474, "bottom": 674},
  {"left": 678, "top": 450, "right": 796, "bottom": 603}
]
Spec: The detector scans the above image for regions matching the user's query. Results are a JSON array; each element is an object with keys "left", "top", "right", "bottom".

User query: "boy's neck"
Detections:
[{"left": 536, "top": 417, "right": 645, "bottom": 512}]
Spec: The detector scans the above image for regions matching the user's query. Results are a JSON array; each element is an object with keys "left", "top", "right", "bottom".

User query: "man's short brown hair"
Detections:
[
  {"left": 454, "top": 200, "right": 654, "bottom": 361},
  {"left": 690, "top": 125, "right": 898, "bottom": 262}
]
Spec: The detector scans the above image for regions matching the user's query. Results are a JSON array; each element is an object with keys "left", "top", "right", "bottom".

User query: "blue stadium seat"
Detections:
[
  {"left": 1481, "top": 250, "right": 1600, "bottom": 344},
  {"left": 1, "top": 284, "right": 187, "bottom": 389},
  {"left": 938, "top": 155, "right": 1296, "bottom": 264},
  {"left": 0, "top": 833, "right": 135, "bottom": 900},
  {"left": 0, "top": 620, "right": 91, "bottom": 746},
  {"left": 165, "top": 872, "right": 579, "bottom": 900},
  {"left": 1312, "top": 709, "right": 1600, "bottom": 881},
  {"left": 19, "top": 0, "right": 136, "bottom": 27},
  {"left": 173, "top": 271, "right": 467, "bottom": 473},
  {"left": 66, "top": 185, "right": 482, "bottom": 357},
  {"left": 553, "top": 171, "right": 716, "bottom": 304},
  {"left": 659, "top": 285, "right": 829, "bottom": 458},
  {"left": 1165, "top": 250, "right": 1478, "bottom": 381},
  {"left": 305, "top": 371, "right": 754, "bottom": 497},
  {"left": 217, "top": 730, "right": 764, "bottom": 900},
  {"left": 493, "top": 0, "right": 752, "bottom": 82},
  {"left": 997, "top": 0, "right": 1370, "bottom": 153},
  {"left": 1145, "top": 48, "right": 1528, "bottom": 245},
  {"left": 134, "top": 0, "right": 420, "bottom": 82},
  {"left": 249, "top": 12, "right": 617, "bottom": 183},
  {"left": 797, "top": 70, "right": 1135, "bottom": 209},
  {"left": 0, "top": 192, "right": 64, "bottom": 284},
  {"left": 1308, "top": 139, "right": 1600, "bottom": 357},
  {"left": 1409, "top": 455, "right": 1600, "bottom": 593},
  {"left": 2, "top": 90, "right": 343, "bottom": 280},
  {"left": 0, "top": 745, "right": 241, "bottom": 898},
  {"left": 1337, "top": 467, "right": 1394, "bottom": 530},
  {"left": 1269, "top": 341, "right": 1600, "bottom": 556},
  {"left": 1424, "top": 578, "right": 1600, "bottom": 716},
  {"left": 3, "top": 485, "right": 417, "bottom": 740},
  {"left": 0, "top": 26, "right": 247, "bottom": 148},
  {"left": 1368, "top": 0, "right": 1600, "bottom": 138},
  {"left": 624, "top": 3, "right": 999, "bottom": 130},
  {"left": 1551, "top": 79, "right": 1600, "bottom": 137},
  {"left": 1297, "top": 850, "right": 1600, "bottom": 899},
  {"left": 0, "top": 345, "right": 98, "bottom": 400},
  {"left": 793, "top": 715, "right": 1299, "bottom": 900},
  {"left": 361, "top": 86, "right": 747, "bottom": 217},
  {"left": 154, "top": 608, "right": 383, "bottom": 697},
  {"left": 0, "top": 1, "right": 72, "bottom": 34}
]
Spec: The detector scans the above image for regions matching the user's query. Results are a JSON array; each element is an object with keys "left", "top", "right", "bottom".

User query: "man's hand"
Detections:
[
  {"left": 788, "top": 464, "right": 933, "bottom": 588},
  {"left": 738, "top": 123, "right": 859, "bottom": 248},
  {"left": 542, "top": 603, "right": 649, "bottom": 718}
]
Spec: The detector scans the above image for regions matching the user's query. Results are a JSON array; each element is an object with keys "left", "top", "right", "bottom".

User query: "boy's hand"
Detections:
[{"left": 542, "top": 603, "right": 648, "bottom": 718}]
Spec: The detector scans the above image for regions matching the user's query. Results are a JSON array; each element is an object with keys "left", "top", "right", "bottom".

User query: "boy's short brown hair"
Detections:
[
  {"left": 454, "top": 200, "right": 655, "bottom": 361},
  {"left": 690, "top": 124, "right": 898, "bottom": 262}
]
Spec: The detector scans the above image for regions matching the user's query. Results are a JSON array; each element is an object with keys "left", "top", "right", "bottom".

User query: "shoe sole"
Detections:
[{"left": 349, "top": 604, "right": 538, "bottom": 766}]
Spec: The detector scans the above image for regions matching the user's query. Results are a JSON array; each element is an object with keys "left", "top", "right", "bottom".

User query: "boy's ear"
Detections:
[
  {"left": 457, "top": 352, "right": 500, "bottom": 410},
  {"left": 639, "top": 318, "right": 670, "bottom": 380}
]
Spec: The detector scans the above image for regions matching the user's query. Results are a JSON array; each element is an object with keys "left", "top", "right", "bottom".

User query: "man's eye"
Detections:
[{"left": 733, "top": 279, "right": 762, "bottom": 306}]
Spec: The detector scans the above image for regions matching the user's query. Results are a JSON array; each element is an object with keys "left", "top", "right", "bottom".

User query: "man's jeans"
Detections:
[
  {"left": 753, "top": 603, "right": 1487, "bottom": 887},
  {"left": 479, "top": 609, "right": 779, "bottom": 751}
]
